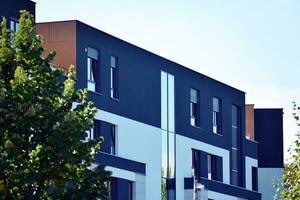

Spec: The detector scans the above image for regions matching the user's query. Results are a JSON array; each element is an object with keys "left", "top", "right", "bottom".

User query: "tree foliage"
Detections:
[
  {"left": 274, "top": 102, "right": 300, "bottom": 199},
  {"left": 0, "top": 11, "right": 110, "bottom": 199}
]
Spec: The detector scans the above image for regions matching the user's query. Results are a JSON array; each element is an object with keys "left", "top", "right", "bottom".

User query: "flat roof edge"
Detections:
[{"left": 37, "top": 20, "right": 246, "bottom": 94}]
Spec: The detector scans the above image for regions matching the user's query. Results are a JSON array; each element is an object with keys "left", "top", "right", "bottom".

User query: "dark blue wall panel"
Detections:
[
  {"left": 95, "top": 152, "right": 146, "bottom": 175},
  {"left": 184, "top": 177, "right": 261, "bottom": 200},
  {"left": 0, "top": 0, "right": 35, "bottom": 21},
  {"left": 75, "top": 21, "right": 246, "bottom": 151},
  {"left": 254, "top": 109, "right": 284, "bottom": 168}
]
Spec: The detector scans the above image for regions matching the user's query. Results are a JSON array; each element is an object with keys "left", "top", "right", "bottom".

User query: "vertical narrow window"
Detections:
[
  {"left": 128, "top": 181, "right": 133, "bottom": 200},
  {"left": 86, "top": 128, "right": 94, "bottom": 141},
  {"left": 87, "top": 47, "right": 99, "bottom": 92},
  {"left": 252, "top": 167, "right": 258, "bottom": 191},
  {"left": 231, "top": 105, "right": 240, "bottom": 186},
  {"left": 161, "top": 71, "right": 176, "bottom": 200},
  {"left": 192, "top": 149, "right": 200, "bottom": 179},
  {"left": 207, "top": 154, "right": 212, "bottom": 180},
  {"left": 10, "top": 19, "right": 19, "bottom": 32},
  {"left": 85, "top": 120, "right": 101, "bottom": 141},
  {"left": 207, "top": 154, "right": 217, "bottom": 180},
  {"left": 94, "top": 120, "right": 101, "bottom": 139},
  {"left": 213, "top": 97, "right": 222, "bottom": 134},
  {"left": 110, "top": 56, "right": 119, "bottom": 99},
  {"left": 110, "top": 177, "right": 118, "bottom": 200},
  {"left": 111, "top": 125, "right": 116, "bottom": 155},
  {"left": 190, "top": 88, "right": 200, "bottom": 127}
]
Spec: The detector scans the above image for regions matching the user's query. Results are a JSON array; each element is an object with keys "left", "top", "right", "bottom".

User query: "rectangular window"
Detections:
[
  {"left": 231, "top": 105, "right": 240, "bottom": 186},
  {"left": 94, "top": 120, "right": 101, "bottom": 139},
  {"left": 232, "top": 170, "right": 238, "bottom": 186},
  {"left": 192, "top": 149, "right": 200, "bottom": 178},
  {"left": 252, "top": 167, "right": 258, "bottom": 191},
  {"left": 111, "top": 125, "right": 116, "bottom": 155},
  {"left": 87, "top": 47, "right": 99, "bottom": 92},
  {"left": 85, "top": 120, "right": 101, "bottom": 141},
  {"left": 128, "top": 181, "right": 133, "bottom": 200},
  {"left": 85, "top": 127, "right": 94, "bottom": 141},
  {"left": 207, "top": 154, "right": 217, "bottom": 180},
  {"left": 110, "top": 56, "right": 119, "bottom": 99},
  {"left": 109, "top": 177, "right": 118, "bottom": 200},
  {"left": 10, "top": 19, "right": 19, "bottom": 32},
  {"left": 190, "top": 88, "right": 200, "bottom": 127},
  {"left": 213, "top": 97, "right": 222, "bottom": 134}
]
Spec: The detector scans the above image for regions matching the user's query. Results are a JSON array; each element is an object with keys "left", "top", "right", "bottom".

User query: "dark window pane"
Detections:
[
  {"left": 216, "top": 112, "right": 222, "bottom": 133},
  {"left": 231, "top": 150, "right": 238, "bottom": 171},
  {"left": 232, "top": 105, "right": 237, "bottom": 126},
  {"left": 111, "top": 125, "right": 116, "bottom": 155},
  {"left": 252, "top": 167, "right": 258, "bottom": 191},
  {"left": 232, "top": 171, "right": 238, "bottom": 186},
  {"left": 94, "top": 120, "right": 101, "bottom": 138},
  {"left": 232, "top": 127, "right": 237, "bottom": 148},
  {"left": 110, "top": 177, "right": 118, "bottom": 200},
  {"left": 128, "top": 181, "right": 133, "bottom": 200},
  {"left": 192, "top": 149, "right": 200, "bottom": 178}
]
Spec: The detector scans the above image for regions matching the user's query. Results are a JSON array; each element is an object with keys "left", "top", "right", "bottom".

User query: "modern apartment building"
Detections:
[
  {"left": 2, "top": 1, "right": 284, "bottom": 199},
  {"left": 246, "top": 106, "right": 284, "bottom": 200}
]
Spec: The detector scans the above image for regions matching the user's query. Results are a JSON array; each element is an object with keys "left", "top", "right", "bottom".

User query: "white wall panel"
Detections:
[
  {"left": 208, "top": 190, "right": 244, "bottom": 200},
  {"left": 245, "top": 156, "right": 258, "bottom": 190},
  {"left": 258, "top": 168, "right": 283, "bottom": 200},
  {"left": 176, "top": 134, "right": 230, "bottom": 200},
  {"left": 94, "top": 109, "right": 161, "bottom": 200}
]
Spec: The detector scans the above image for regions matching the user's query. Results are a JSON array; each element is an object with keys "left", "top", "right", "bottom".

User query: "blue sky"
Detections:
[{"left": 35, "top": 0, "right": 300, "bottom": 161}]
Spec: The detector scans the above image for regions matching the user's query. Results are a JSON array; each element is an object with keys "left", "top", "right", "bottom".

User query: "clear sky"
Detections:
[{"left": 34, "top": 0, "right": 300, "bottom": 161}]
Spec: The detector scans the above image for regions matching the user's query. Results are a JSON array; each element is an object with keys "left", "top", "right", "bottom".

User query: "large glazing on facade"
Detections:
[{"left": 161, "top": 71, "right": 176, "bottom": 200}]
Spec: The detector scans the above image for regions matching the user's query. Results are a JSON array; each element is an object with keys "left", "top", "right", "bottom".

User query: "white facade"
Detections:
[
  {"left": 176, "top": 133, "right": 231, "bottom": 199},
  {"left": 258, "top": 168, "right": 283, "bottom": 200},
  {"left": 95, "top": 109, "right": 162, "bottom": 200},
  {"left": 245, "top": 156, "right": 258, "bottom": 190}
]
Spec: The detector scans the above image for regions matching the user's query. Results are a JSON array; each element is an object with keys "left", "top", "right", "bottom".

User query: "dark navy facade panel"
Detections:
[
  {"left": 243, "top": 139, "right": 258, "bottom": 159},
  {"left": 255, "top": 109, "right": 284, "bottom": 168},
  {"left": 75, "top": 21, "right": 246, "bottom": 150},
  {"left": 172, "top": 65, "right": 246, "bottom": 149},
  {"left": 0, "top": 0, "right": 35, "bottom": 20},
  {"left": 184, "top": 177, "right": 261, "bottom": 200},
  {"left": 95, "top": 153, "right": 146, "bottom": 175},
  {"left": 77, "top": 21, "right": 161, "bottom": 129}
]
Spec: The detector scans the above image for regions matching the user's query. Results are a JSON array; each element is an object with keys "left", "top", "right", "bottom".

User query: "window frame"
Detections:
[
  {"left": 190, "top": 88, "right": 200, "bottom": 127},
  {"left": 86, "top": 47, "right": 99, "bottom": 93},
  {"left": 231, "top": 104, "right": 241, "bottom": 186},
  {"left": 110, "top": 55, "right": 119, "bottom": 100},
  {"left": 10, "top": 18, "right": 19, "bottom": 32},
  {"left": 213, "top": 97, "right": 222, "bottom": 134},
  {"left": 111, "top": 124, "right": 117, "bottom": 155}
]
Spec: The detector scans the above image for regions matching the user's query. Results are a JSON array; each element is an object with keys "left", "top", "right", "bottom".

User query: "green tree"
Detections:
[
  {"left": 274, "top": 102, "right": 300, "bottom": 199},
  {"left": 0, "top": 11, "right": 110, "bottom": 199}
]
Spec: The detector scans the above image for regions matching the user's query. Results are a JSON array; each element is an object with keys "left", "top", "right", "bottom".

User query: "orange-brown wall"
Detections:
[
  {"left": 36, "top": 21, "right": 76, "bottom": 73},
  {"left": 246, "top": 104, "right": 255, "bottom": 140}
]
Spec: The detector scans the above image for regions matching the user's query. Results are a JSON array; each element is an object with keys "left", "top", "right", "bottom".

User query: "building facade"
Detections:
[
  {"left": 2, "top": 1, "right": 284, "bottom": 200},
  {"left": 0, "top": 0, "right": 35, "bottom": 30}
]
